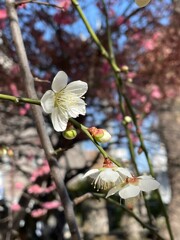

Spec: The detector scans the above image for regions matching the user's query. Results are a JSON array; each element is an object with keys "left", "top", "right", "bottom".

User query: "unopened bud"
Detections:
[
  {"left": 88, "top": 127, "right": 111, "bottom": 143},
  {"left": 135, "top": 0, "right": 151, "bottom": 8},
  {"left": 7, "top": 149, "right": 14, "bottom": 157},
  {"left": 62, "top": 129, "right": 77, "bottom": 140},
  {"left": 121, "top": 65, "right": 129, "bottom": 73},
  {"left": 124, "top": 116, "right": 132, "bottom": 123},
  {"left": 127, "top": 78, "right": 133, "bottom": 83},
  {"left": 138, "top": 147, "right": 143, "bottom": 155}
]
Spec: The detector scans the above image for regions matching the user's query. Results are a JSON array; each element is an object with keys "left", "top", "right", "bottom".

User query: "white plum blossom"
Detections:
[
  {"left": 135, "top": 0, "right": 151, "bottom": 8},
  {"left": 41, "top": 71, "right": 88, "bottom": 132},
  {"left": 83, "top": 166, "right": 133, "bottom": 191},
  {"left": 83, "top": 168, "right": 121, "bottom": 191},
  {"left": 107, "top": 172, "right": 160, "bottom": 199}
]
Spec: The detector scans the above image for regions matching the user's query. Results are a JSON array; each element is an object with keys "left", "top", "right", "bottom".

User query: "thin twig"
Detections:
[
  {"left": 15, "top": 0, "right": 65, "bottom": 11},
  {"left": 73, "top": 193, "right": 93, "bottom": 205}
]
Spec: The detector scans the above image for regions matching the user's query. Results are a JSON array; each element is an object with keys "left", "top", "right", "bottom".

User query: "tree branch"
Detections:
[
  {"left": 5, "top": 1, "right": 80, "bottom": 239},
  {"left": 15, "top": 0, "right": 64, "bottom": 11}
]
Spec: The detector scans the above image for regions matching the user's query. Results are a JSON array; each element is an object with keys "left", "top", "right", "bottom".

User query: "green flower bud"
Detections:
[
  {"left": 135, "top": 0, "right": 151, "bottom": 8},
  {"left": 121, "top": 65, "right": 129, "bottom": 73},
  {"left": 124, "top": 116, "right": 132, "bottom": 123},
  {"left": 127, "top": 78, "right": 133, "bottom": 83},
  {"left": 62, "top": 129, "right": 77, "bottom": 140}
]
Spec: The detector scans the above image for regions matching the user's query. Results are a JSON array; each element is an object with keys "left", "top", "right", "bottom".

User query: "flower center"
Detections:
[
  {"left": 125, "top": 176, "right": 139, "bottom": 185},
  {"left": 54, "top": 90, "right": 78, "bottom": 109}
]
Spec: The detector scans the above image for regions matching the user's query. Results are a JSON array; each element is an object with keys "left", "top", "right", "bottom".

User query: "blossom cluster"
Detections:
[
  {"left": 41, "top": 71, "right": 160, "bottom": 207},
  {"left": 83, "top": 158, "right": 160, "bottom": 203}
]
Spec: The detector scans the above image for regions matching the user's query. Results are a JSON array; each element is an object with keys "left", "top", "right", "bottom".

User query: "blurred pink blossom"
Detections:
[
  {"left": 30, "top": 162, "right": 50, "bottom": 182},
  {"left": 132, "top": 33, "right": 141, "bottom": 41},
  {"left": 101, "top": 61, "right": 110, "bottom": 75},
  {"left": 116, "top": 113, "right": 123, "bottom": 121},
  {"left": 42, "top": 200, "right": 61, "bottom": 210},
  {"left": 142, "top": 39, "right": 156, "bottom": 51},
  {"left": 54, "top": 12, "right": 75, "bottom": 25},
  {"left": 151, "top": 85, "right": 162, "bottom": 99},
  {"left": 11, "top": 203, "right": 21, "bottom": 212},
  {"left": 108, "top": 8, "right": 115, "bottom": 18},
  {"left": 28, "top": 183, "right": 56, "bottom": 195},
  {"left": 130, "top": 133, "right": 139, "bottom": 144},
  {"left": 10, "top": 65, "right": 20, "bottom": 75},
  {"left": 28, "top": 184, "right": 43, "bottom": 194},
  {"left": 57, "top": 0, "right": 71, "bottom": 10},
  {"left": 0, "top": 9, "right": 7, "bottom": 20},
  {"left": 127, "top": 72, "right": 136, "bottom": 79},
  {"left": 140, "top": 95, "right": 147, "bottom": 103},
  {"left": 19, "top": 107, "right": 27, "bottom": 116},
  {"left": 31, "top": 208, "right": 47, "bottom": 218},
  {"left": 45, "top": 183, "right": 56, "bottom": 193},
  {"left": 166, "top": 88, "right": 176, "bottom": 98},
  {"left": 9, "top": 83, "right": 19, "bottom": 96},
  {"left": 15, "top": 182, "right": 24, "bottom": 190},
  {"left": 143, "top": 102, "right": 152, "bottom": 113},
  {"left": 115, "top": 16, "right": 125, "bottom": 25},
  {"left": 25, "top": 103, "right": 30, "bottom": 110}
]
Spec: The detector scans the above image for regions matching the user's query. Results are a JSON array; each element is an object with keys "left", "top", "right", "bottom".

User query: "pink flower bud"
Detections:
[{"left": 88, "top": 127, "right": 111, "bottom": 143}]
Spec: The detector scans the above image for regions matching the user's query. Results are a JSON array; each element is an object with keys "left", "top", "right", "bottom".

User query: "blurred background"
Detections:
[{"left": 0, "top": 0, "right": 179, "bottom": 239}]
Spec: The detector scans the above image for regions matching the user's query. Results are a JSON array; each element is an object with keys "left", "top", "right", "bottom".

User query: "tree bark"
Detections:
[{"left": 158, "top": 97, "right": 180, "bottom": 239}]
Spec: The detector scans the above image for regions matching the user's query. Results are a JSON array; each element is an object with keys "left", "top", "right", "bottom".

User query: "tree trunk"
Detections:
[{"left": 158, "top": 97, "right": 180, "bottom": 239}]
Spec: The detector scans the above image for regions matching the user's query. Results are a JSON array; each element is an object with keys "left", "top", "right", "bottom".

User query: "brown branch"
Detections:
[
  {"left": 34, "top": 77, "right": 51, "bottom": 84},
  {"left": 15, "top": 0, "right": 65, "bottom": 11},
  {"left": 73, "top": 193, "right": 93, "bottom": 205},
  {"left": 5, "top": 1, "right": 80, "bottom": 239}
]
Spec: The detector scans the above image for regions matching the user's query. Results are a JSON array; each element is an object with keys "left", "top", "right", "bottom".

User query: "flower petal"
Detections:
[
  {"left": 51, "top": 107, "right": 68, "bottom": 132},
  {"left": 138, "top": 177, "right": 160, "bottom": 192},
  {"left": 119, "top": 185, "right": 140, "bottom": 199},
  {"left": 116, "top": 168, "right": 132, "bottom": 178},
  {"left": 135, "top": 0, "right": 151, "bottom": 8},
  {"left": 83, "top": 169, "right": 99, "bottom": 178},
  {"left": 67, "top": 98, "right": 86, "bottom": 118},
  {"left": 100, "top": 169, "right": 119, "bottom": 182},
  {"left": 65, "top": 80, "right": 88, "bottom": 97},
  {"left": 41, "top": 90, "right": 54, "bottom": 114},
  {"left": 106, "top": 184, "right": 122, "bottom": 198},
  {"left": 52, "top": 71, "right": 68, "bottom": 93}
]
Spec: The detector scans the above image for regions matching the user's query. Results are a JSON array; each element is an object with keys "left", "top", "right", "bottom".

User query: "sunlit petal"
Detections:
[
  {"left": 119, "top": 185, "right": 140, "bottom": 199},
  {"left": 139, "top": 178, "right": 160, "bottom": 192},
  {"left": 116, "top": 168, "right": 132, "bottom": 178},
  {"left": 106, "top": 184, "right": 122, "bottom": 198},
  {"left": 83, "top": 169, "right": 99, "bottom": 178},
  {"left": 51, "top": 108, "right": 68, "bottom": 132},
  {"left": 100, "top": 169, "right": 119, "bottom": 182},
  {"left": 67, "top": 98, "right": 86, "bottom": 117},
  {"left": 52, "top": 71, "right": 68, "bottom": 92},
  {"left": 41, "top": 90, "right": 54, "bottom": 113},
  {"left": 65, "top": 80, "right": 88, "bottom": 97}
]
